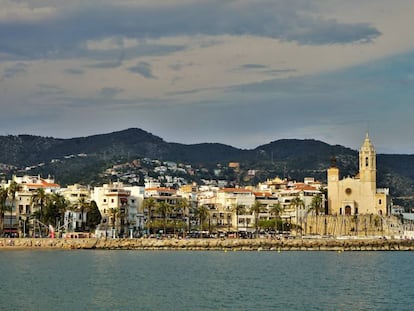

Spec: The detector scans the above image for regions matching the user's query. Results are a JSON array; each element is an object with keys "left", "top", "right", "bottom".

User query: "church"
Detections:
[{"left": 327, "top": 134, "right": 391, "bottom": 216}]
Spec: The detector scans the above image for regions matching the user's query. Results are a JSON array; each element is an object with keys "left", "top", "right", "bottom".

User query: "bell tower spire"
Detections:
[{"left": 359, "top": 133, "right": 376, "bottom": 189}]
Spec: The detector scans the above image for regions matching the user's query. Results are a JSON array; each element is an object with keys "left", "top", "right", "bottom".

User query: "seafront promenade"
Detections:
[{"left": 1, "top": 237, "right": 414, "bottom": 251}]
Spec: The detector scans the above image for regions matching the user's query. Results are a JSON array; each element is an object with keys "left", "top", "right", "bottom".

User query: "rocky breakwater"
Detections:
[{"left": 2, "top": 237, "right": 414, "bottom": 251}]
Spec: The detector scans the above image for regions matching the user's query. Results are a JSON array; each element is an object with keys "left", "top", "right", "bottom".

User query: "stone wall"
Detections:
[
  {"left": 1, "top": 237, "right": 414, "bottom": 251},
  {"left": 301, "top": 215, "right": 402, "bottom": 237}
]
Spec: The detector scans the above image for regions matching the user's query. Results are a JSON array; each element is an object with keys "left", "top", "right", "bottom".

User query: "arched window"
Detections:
[{"left": 365, "top": 157, "right": 369, "bottom": 167}]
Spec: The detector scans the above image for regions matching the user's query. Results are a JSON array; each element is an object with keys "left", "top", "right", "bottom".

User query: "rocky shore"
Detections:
[{"left": 1, "top": 237, "right": 414, "bottom": 251}]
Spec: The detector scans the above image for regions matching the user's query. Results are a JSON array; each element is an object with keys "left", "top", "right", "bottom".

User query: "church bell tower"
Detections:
[{"left": 359, "top": 133, "right": 376, "bottom": 191}]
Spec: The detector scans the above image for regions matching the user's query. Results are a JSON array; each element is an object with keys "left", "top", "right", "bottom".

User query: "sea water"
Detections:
[{"left": 0, "top": 250, "right": 413, "bottom": 311}]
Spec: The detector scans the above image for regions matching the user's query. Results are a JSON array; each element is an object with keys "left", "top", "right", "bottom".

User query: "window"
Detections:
[
  {"left": 379, "top": 199, "right": 382, "bottom": 205},
  {"left": 365, "top": 157, "right": 369, "bottom": 167}
]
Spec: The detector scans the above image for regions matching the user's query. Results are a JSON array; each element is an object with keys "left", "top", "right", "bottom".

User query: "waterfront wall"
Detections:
[{"left": 1, "top": 237, "right": 414, "bottom": 251}]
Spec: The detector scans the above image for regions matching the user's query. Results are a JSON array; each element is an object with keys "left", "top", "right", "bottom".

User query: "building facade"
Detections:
[{"left": 327, "top": 134, "right": 391, "bottom": 216}]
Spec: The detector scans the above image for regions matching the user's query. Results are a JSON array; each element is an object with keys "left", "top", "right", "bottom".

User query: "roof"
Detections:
[
  {"left": 219, "top": 188, "right": 252, "bottom": 194},
  {"left": 292, "top": 183, "right": 319, "bottom": 191},
  {"left": 25, "top": 178, "right": 60, "bottom": 188},
  {"left": 145, "top": 187, "right": 176, "bottom": 193},
  {"left": 253, "top": 191, "right": 272, "bottom": 197}
]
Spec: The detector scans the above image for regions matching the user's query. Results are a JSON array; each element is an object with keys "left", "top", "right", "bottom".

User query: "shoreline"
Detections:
[{"left": 1, "top": 237, "right": 414, "bottom": 251}]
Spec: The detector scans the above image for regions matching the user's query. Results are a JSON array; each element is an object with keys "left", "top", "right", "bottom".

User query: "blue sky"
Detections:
[{"left": 1, "top": 0, "right": 414, "bottom": 153}]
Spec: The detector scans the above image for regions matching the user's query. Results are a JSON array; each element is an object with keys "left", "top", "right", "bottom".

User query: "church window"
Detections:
[
  {"left": 379, "top": 199, "right": 382, "bottom": 205},
  {"left": 365, "top": 157, "right": 369, "bottom": 167}
]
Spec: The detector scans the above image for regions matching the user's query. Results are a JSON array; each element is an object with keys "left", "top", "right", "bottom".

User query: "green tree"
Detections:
[
  {"left": 157, "top": 201, "right": 172, "bottom": 234},
  {"left": 175, "top": 198, "right": 189, "bottom": 234},
  {"left": 290, "top": 196, "right": 305, "bottom": 235},
  {"left": 232, "top": 204, "right": 246, "bottom": 237},
  {"left": 0, "top": 187, "right": 8, "bottom": 235},
  {"left": 31, "top": 188, "right": 49, "bottom": 223},
  {"left": 196, "top": 205, "right": 209, "bottom": 231},
  {"left": 7, "top": 181, "right": 20, "bottom": 235},
  {"left": 250, "top": 200, "right": 266, "bottom": 238},
  {"left": 87, "top": 201, "right": 102, "bottom": 231},
  {"left": 143, "top": 197, "right": 157, "bottom": 234},
  {"left": 269, "top": 201, "right": 284, "bottom": 233},
  {"left": 108, "top": 207, "right": 120, "bottom": 237},
  {"left": 76, "top": 197, "right": 90, "bottom": 231},
  {"left": 44, "top": 192, "right": 68, "bottom": 227},
  {"left": 309, "top": 193, "right": 324, "bottom": 235}
]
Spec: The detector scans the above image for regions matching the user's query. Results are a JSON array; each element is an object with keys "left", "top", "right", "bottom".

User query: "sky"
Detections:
[{"left": 1, "top": 0, "right": 414, "bottom": 154}]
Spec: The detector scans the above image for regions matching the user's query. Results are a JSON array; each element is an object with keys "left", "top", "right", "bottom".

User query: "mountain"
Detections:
[{"left": 0, "top": 128, "right": 413, "bottom": 205}]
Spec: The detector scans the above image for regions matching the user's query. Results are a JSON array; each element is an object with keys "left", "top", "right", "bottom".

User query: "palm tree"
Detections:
[
  {"left": 7, "top": 181, "right": 20, "bottom": 236},
  {"left": 43, "top": 192, "right": 68, "bottom": 234},
  {"left": 195, "top": 205, "right": 209, "bottom": 231},
  {"left": 76, "top": 197, "right": 90, "bottom": 231},
  {"left": 0, "top": 187, "right": 8, "bottom": 235},
  {"left": 289, "top": 196, "right": 305, "bottom": 235},
  {"left": 309, "top": 193, "right": 324, "bottom": 235},
  {"left": 143, "top": 197, "right": 157, "bottom": 235},
  {"left": 250, "top": 200, "right": 265, "bottom": 238},
  {"left": 269, "top": 201, "right": 284, "bottom": 233},
  {"left": 232, "top": 204, "right": 246, "bottom": 237},
  {"left": 156, "top": 201, "right": 172, "bottom": 234},
  {"left": 108, "top": 207, "right": 120, "bottom": 238},
  {"left": 176, "top": 198, "right": 189, "bottom": 235},
  {"left": 31, "top": 188, "right": 49, "bottom": 223}
]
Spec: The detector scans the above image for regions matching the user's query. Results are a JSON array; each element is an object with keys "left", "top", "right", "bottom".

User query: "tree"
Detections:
[
  {"left": 196, "top": 205, "right": 209, "bottom": 231},
  {"left": 108, "top": 207, "right": 120, "bottom": 237},
  {"left": 76, "top": 197, "right": 90, "bottom": 231},
  {"left": 232, "top": 204, "right": 246, "bottom": 237},
  {"left": 269, "top": 201, "right": 284, "bottom": 233},
  {"left": 7, "top": 181, "right": 20, "bottom": 235},
  {"left": 156, "top": 201, "right": 172, "bottom": 234},
  {"left": 43, "top": 192, "right": 67, "bottom": 227},
  {"left": 87, "top": 201, "right": 102, "bottom": 231},
  {"left": 0, "top": 187, "right": 8, "bottom": 235},
  {"left": 31, "top": 188, "right": 49, "bottom": 223},
  {"left": 176, "top": 198, "right": 189, "bottom": 233},
  {"left": 250, "top": 200, "right": 266, "bottom": 238},
  {"left": 309, "top": 193, "right": 324, "bottom": 235},
  {"left": 290, "top": 196, "right": 305, "bottom": 235},
  {"left": 143, "top": 197, "right": 157, "bottom": 234}
]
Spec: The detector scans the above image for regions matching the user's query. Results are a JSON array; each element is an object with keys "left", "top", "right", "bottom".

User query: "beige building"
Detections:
[{"left": 327, "top": 134, "right": 391, "bottom": 216}]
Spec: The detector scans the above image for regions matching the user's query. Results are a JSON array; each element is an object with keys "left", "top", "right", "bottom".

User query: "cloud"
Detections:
[
  {"left": 64, "top": 68, "right": 84, "bottom": 75},
  {"left": 0, "top": 1, "right": 381, "bottom": 60},
  {"left": 36, "top": 84, "right": 65, "bottom": 96},
  {"left": 240, "top": 64, "right": 268, "bottom": 70},
  {"left": 128, "top": 62, "right": 156, "bottom": 79},
  {"left": 99, "top": 87, "right": 123, "bottom": 98},
  {"left": 2, "top": 62, "right": 29, "bottom": 79}
]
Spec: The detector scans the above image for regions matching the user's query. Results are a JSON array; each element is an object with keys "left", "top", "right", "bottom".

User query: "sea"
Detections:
[{"left": 0, "top": 250, "right": 413, "bottom": 311}]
